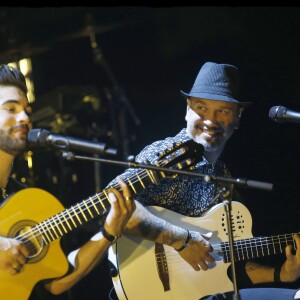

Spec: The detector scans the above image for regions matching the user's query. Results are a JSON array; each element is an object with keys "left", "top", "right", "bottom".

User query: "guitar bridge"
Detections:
[{"left": 155, "top": 243, "right": 170, "bottom": 292}]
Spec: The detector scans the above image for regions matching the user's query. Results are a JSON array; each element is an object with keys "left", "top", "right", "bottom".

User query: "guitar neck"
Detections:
[
  {"left": 222, "top": 233, "right": 298, "bottom": 263},
  {"left": 23, "top": 139, "right": 202, "bottom": 245},
  {"left": 31, "top": 167, "right": 156, "bottom": 244}
]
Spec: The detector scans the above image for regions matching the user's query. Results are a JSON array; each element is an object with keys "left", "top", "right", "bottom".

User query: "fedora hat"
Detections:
[{"left": 180, "top": 62, "right": 252, "bottom": 107}]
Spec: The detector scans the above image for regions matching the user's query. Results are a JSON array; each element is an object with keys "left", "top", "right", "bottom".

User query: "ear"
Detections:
[
  {"left": 185, "top": 98, "right": 191, "bottom": 121},
  {"left": 238, "top": 107, "right": 244, "bottom": 118},
  {"left": 185, "top": 105, "right": 189, "bottom": 121},
  {"left": 235, "top": 107, "right": 244, "bottom": 129}
]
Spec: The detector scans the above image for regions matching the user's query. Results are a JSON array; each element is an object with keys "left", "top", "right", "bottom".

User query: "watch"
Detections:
[{"left": 101, "top": 226, "right": 121, "bottom": 244}]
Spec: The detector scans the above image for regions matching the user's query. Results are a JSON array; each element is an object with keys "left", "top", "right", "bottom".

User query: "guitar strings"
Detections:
[
  {"left": 155, "top": 233, "right": 298, "bottom": 267},
  {"left": 16, "top": 166, "right": 151, "bottom": 245},
  {"left": 16, "top": 142, "right": 297, "bottom": 261},
  {"left": 219, "top": 234, "right": 298, "bottom": 261},
  {"left": 16, "top": 145, "right": 193, "bottom": 252},
  {"left": 16, "top": 169, "right": 299, "bottom": 260}
]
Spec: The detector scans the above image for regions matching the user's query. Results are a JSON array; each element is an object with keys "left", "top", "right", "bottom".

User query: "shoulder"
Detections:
[
  {"left": 8, "top": 177, "right": 28, "bottom": 191},
  {"left": 215, "top": 160, "right": 232, "bottom": 177},
  {"left": 135, "top": 129, "right": 188, "bottom": 163}
]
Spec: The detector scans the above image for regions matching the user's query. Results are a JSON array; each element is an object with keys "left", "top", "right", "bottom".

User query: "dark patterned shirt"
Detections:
[{"left": 108, "top": 128, "right": 233, "bottom": 217}]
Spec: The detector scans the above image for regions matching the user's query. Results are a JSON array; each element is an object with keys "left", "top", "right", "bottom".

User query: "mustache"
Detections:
[
  {"left": 195, "top": 123, "right": 223, "bottom": 133},
  {"left": 9, "top": 124, "right": 30, "bottom": 133}
]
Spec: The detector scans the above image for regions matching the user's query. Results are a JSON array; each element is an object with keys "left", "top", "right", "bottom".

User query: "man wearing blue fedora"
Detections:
[{"left": 107, "top": 62, "right": 300, "bottom": 300}]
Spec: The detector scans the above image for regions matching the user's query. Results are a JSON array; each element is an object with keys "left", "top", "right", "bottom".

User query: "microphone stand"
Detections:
[
  {"left": 62, "top": 151, "right": 273, "bottom": 191},
  {"left": 62, "top": 151, "right": 273, "bottom": 299},
  {"left": 86, "top": 12, "right": 141, "bottom": 160},
  {"left": 214, "top": 184, "right": 240, "bottom": 300}
]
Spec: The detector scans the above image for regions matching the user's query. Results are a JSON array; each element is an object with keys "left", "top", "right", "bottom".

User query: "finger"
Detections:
[
  {"left": 198, "top": 260, "right": 209, "bottom": 271},
  {"left": 15, "top": 249, "right": 28, "bottom": 265},
  {"left": 18, "top": 254, "right": 27, "bottom": 265},
  {"left": 116, "top": 176, "right": 136, "bottom": 212},
  {"left": 294, "top": 234, "right": 300, "bottom": 252},
  {"left": 112, "top": 187, "right": 128, "bottom": 212},
  {"left": 9, "top": 267, "right": 18, "bottom": 275},
  {"left": 20, "top": 245, "right": 30, "bottom": 258},
  {"left": 189, "top": 261, "right": 200, "bottom": 271},
  {"left": 11, "top": 262, "right": 23, "bottom": 274},
  {"left": 200, "top": 233, "right": 214, "bottom": 252},
  {"left": 285, "top": 244, "right": 293, "bottom": 258},
  {"left": 116, "top": 176, "right": 131, "bottom": 199},
  {"left": 105, "top": 191, "right": 122, "bottom": 234},
  {"left": 14, "top": 263, "right": 23, "bottom": 272},
  {"left": 108, "top": 187, "right": 133, "bottom": 218},
  {"left": 201, "top": 232, "right": 213, "bottom": 240},
  {"left": 108, "top": 189, "right": 125, "bottom": 218},
  {"left": 205, "top": 254, "right": 215, "bottom": 264},
  {"left": 108, "top": 190, "right": 118, "bottom": 205},
  {"left": 108, "top": 188, "right": 132, "bottom": 217}
]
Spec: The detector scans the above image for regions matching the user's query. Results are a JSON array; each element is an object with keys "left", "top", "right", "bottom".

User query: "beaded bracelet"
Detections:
[
  {"left": 274, "top": 265, "right": 282, "bottom": 283},
  {"left": 175, "top": 230, "right": 191, "bottom": 252}
]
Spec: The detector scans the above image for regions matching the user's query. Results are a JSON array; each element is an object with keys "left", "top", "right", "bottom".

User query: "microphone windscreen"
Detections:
[
  {"left": 27, "top": 129, "right": 50, "bottom": 145},
  {"left": 269, "top": 106, "right": 286, "bottom": 122}
]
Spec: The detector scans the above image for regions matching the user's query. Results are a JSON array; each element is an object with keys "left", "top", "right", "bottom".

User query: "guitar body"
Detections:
[
  {"left": 108, "top": 202, "right": 253, "bottom": 300},
  {"left": 0, "top": 188, "right": 69, "bottom": 300}
]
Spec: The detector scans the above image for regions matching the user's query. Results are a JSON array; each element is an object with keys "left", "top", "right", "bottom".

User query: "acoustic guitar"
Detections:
[{"left": 108, "top": 203, "right": 296, "bottom": 300}]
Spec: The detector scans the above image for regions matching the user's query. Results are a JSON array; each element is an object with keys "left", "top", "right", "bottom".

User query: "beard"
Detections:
[
  {"left": 0, "top": 128, "right": 28, "bottom": 155},
  {"left": 186, "top": 123, "right": 226, "bottom": 153},
  {"left": 191, "top": 133, "right": 222, "bottom": 152}
]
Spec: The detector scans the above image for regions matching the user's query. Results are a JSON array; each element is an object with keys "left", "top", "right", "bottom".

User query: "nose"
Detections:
[
  {"left": 202, "top": 110, "right": 218, "bottom": 126},
  {"left": 17, "top": 110, "right": 31, "bottom": 125}
]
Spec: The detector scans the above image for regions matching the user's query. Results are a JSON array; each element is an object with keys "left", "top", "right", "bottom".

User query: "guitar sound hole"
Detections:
[{"left": 8, "top": 220, "right": 49, "bottom": 263}]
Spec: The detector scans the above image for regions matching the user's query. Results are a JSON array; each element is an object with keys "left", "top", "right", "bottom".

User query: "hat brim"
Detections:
[{"left": 180, "top": 90, "right": 252, "bottom": 108}]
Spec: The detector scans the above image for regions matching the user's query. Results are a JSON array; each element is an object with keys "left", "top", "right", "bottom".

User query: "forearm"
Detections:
[
  {"left": 124, "top": 201, "right": 215, "bottom": 272},
  {"left": 42, "top": 175, "right": 135, "bottom": 295},
  {"left": 45, "top": 233, "right": 111, "bottom": 295},
  {"left": 124, "top": 201, "right": 188, "bottom": 249},
  {"left": 245, "top": 261, "right": 275, "bottom": 284}
]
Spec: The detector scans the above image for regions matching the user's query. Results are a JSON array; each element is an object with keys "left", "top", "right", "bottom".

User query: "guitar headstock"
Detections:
[{"left": 155, "top": 139, "right": 204, "bottom": 179}]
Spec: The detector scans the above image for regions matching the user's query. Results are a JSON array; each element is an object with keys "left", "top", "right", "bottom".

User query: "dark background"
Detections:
[{"left": 1, "top": 6, "right": 300, "bottom": 299}]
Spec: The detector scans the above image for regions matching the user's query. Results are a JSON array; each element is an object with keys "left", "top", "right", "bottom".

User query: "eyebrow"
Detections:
[
  {"left": 192, "top": 100, "right": 235, "bottom": 110},
  {"left": 0, "top": 99, "right": 27, "bottom": 106}
]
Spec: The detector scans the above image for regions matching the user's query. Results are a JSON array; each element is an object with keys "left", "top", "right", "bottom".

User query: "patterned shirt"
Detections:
[{"left": 108, "top": 128, "right": 233, "bottom": 217}]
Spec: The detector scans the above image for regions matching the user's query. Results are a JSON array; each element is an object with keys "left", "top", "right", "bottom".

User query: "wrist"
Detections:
[
  {"left": 274, "top": 265, "right": 282, "bottom": 283},
  {"left": 101, "top": 226, "right": 121, "bottom": 244},
  {"left": 174, "top": 229, "right": 191, "bottom": 252}
]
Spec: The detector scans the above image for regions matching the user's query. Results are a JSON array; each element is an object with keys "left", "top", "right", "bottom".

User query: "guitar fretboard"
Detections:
[
  {"left": 30, "top": 167, "right": 156, "bottom": 244},
  {"left": 221, "top": 233, "right": 298, "bottom": 263},
  {"left": 17, "top": 139, "right": 202, "bottom": 246}
]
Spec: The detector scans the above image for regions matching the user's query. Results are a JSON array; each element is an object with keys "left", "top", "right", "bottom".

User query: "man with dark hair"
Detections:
[{"left": 0, "top": 64, "right": 136, "bottom": 299}]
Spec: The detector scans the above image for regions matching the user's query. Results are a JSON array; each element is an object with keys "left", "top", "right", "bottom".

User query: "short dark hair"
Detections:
[{"left": 0, "top": 64, "right": 28, "bottom": 95}]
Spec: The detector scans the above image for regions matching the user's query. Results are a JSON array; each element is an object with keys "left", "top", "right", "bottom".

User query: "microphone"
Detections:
[
  {"left": 269, "top": 105, "right": 300, "bottom": 124},
  {"left": 28, "top": 129, "right": 118, "bottom": 156}
]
